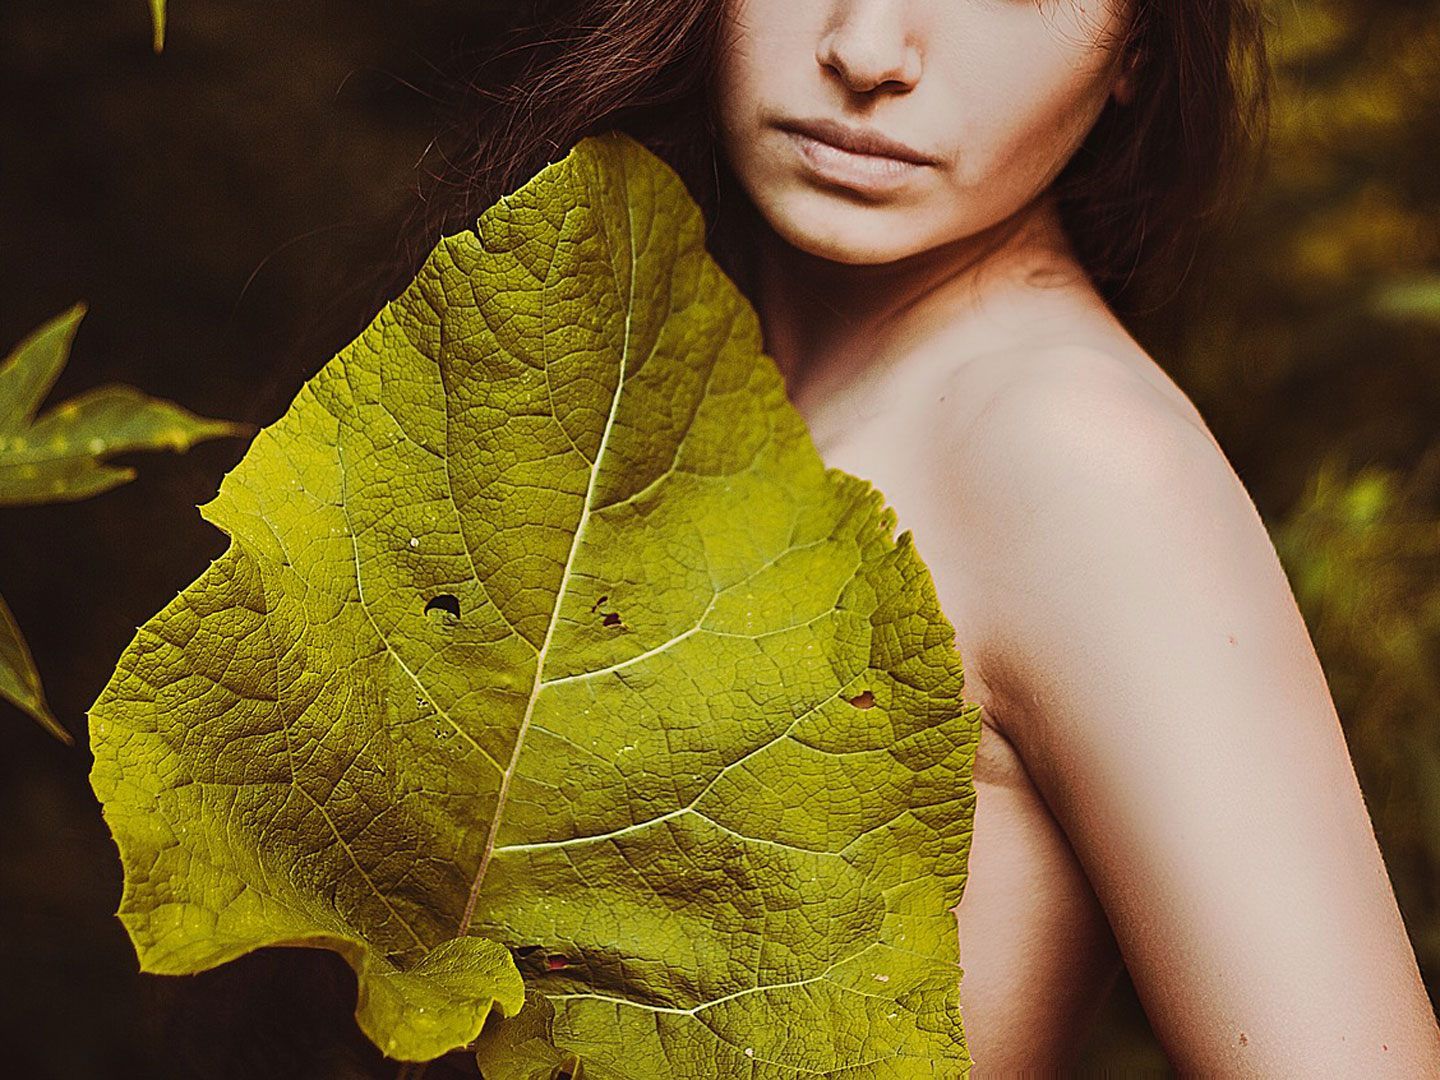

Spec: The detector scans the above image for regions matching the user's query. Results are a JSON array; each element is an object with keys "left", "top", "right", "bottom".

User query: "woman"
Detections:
[{"left": 400, "top": 0, "right": 1440, "bottom": 1073}]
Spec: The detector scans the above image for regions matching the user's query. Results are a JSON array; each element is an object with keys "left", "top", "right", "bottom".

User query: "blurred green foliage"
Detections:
[
  {"left": 1275, "top": 454, "right": 1440, "bottom": 976},
  {"left": 1162, "top": 0, "right": 1440, "bottom": 497},
  {"left": 1, "top": 0, "right": 1437, "bottom": 1075},
  {"left": 1160, "top": 0, "right": 1440, "bottom": 999}
]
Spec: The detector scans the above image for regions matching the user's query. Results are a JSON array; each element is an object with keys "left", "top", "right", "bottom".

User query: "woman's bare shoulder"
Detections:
[
  {"left": 920, "top": 341, "right": 1440, "bottom": 1073},
  {"left": 917, "top": 341, "right": 1257, "bottom": 720},
  {"left": 929, "top": 340, "right": 1221, "bottom": 468}
]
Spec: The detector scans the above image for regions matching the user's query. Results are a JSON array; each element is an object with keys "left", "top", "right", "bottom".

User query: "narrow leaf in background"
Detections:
[
  {"left": 0, "top": 589, "right": 61, "bottom": 742},
  {"left": 148, "top": 0, "right": 166, "bottom": 53}
]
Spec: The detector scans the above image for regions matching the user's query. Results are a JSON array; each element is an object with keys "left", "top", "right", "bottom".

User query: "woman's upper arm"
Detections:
[{"left": 940, "top": 356, "right": 1440, "bottom": 1075}]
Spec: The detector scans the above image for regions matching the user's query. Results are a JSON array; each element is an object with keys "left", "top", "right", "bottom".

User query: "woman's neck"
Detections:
[{"left": 751, "top": 192, "right": 1090, "bottom": 406}]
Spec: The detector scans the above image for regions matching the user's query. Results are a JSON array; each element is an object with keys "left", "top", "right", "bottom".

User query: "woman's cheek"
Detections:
[{"left": 966, "top": 79, "right": 1107, "bottom": 198}]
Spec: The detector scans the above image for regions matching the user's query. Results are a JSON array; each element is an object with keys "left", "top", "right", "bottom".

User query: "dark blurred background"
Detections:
[{"left": 2, "top": 1, "right": 1437, "bottom": 1075}]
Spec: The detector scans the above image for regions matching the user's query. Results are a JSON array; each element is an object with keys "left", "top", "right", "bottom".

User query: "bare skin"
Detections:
[
  {"left": 753, "top": 197, "right": 1440, "bottom": 1076},
  {"left": 712, "top": 1, "right": 1440, "bottom": 1072},
  {"left": 758, "top": 204, "right": 1140, "bottom": 1072}
]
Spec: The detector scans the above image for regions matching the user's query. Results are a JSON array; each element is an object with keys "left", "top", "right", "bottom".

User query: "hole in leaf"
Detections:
[
  {"left": 545, "top": 955, "right": 569, "bottom": 971},
  {"left": 847, "top": 689, "right": 876, "bottom": 709},
  {"left": 514, "top": 944, "right": 544, "bottom": 958},
  {"left": 589, "top": 594, "right": 609, "bottom": 612},
  {"left": 424, "top": 593, "right": 461, "bottom": 620},
  {"left": 602, "top": 612, "right": 623, "bottom": 628}
]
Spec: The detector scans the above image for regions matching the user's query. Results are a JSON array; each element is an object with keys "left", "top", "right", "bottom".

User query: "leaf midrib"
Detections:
[{"left": 457, "top": 160, "right": 639, "bottom": 937}]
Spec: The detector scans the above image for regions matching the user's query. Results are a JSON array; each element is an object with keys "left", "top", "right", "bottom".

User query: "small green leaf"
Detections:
[
  {"left": 89, "top": 132, "right": 980, "bottom": 1072},
  {"left": 0, "top": 305, "right": 250, "bottom": 740},
  {"left": 0, "top": 303, "right": 84, "bottom": 435},
  {"left": 0, "top": 589, "right": 69, "bottom": 744},
  {"left": 0, "top": 305, "right": 253, "bottom": 508}
]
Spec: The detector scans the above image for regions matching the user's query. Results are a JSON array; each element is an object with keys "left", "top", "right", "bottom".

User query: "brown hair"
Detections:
[{"left": 384, "top": 0, "right": 1270, "bottom": 318}]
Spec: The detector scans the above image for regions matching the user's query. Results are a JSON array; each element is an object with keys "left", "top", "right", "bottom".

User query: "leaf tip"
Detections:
[
  {"left": 17, "top": 700, "right": 74, "bottom": 745},
  {"left": 40, "top": 712, "right": 76, "bottom": 745},
  {"left": 149, "top": 0, "right": 166, "bottom": 53}
]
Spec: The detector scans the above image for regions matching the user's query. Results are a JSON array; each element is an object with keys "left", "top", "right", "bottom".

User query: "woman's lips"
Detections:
[{"left": 782, "top": 128, "right": 930, "bottom": 196}]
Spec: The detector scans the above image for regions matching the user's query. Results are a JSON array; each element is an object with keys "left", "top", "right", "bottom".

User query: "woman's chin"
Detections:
[{"left": 762, "top": 195, "right": 924, "bottom": 265}]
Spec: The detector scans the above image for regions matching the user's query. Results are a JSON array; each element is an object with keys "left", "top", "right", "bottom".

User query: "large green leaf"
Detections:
[
  {"left": 0, "top": 304, "right": 250, "bottom": 741},
  {"left": 89, "top": 131, "right": 981, "bottom": 1074}
]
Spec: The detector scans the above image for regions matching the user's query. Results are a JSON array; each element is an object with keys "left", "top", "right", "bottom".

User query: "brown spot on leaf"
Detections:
[
  {"left": 590, "top": 593, "right": 626, "bottom": 628},
  {"left": 546, "top": 955, "right": 569, "bottom": 971},
  {"left": 847, "top": 689, "right": 875, "bottom": 709},
  {"left": 1238, "top": 1033, "right": 1248, "bottom": 1045}
]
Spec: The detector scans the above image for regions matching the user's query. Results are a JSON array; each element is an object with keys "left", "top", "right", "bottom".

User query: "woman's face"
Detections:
[{"left": 712, "top": 0, "right": 1133, "bottom": 265}]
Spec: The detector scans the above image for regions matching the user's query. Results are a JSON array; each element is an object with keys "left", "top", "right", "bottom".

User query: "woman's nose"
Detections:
[{"left": 816, "top": 1, "right": 922, "bottom": 94}]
